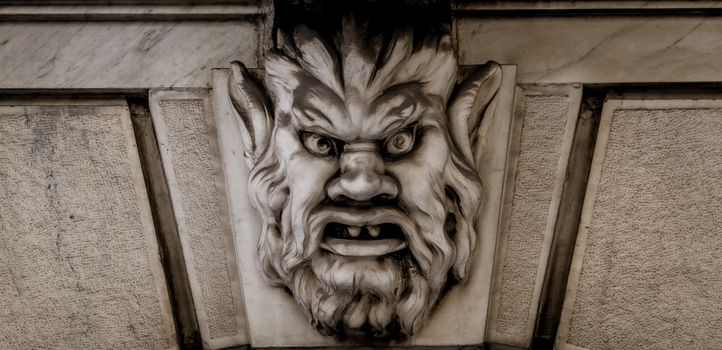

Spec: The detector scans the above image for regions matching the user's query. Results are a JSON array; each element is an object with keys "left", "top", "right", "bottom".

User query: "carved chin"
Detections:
[
  {"left": 308, "top": 208, "right": 419, "bottom": 297},
  {"left": 290, "top": 221, "right": 442, "bottom": 337},
  {"left": 301, "top": 251, "right": 428, "bottom": 338},
  {"left": 278, "top": 206, "right": 456, "bottom": 338}
]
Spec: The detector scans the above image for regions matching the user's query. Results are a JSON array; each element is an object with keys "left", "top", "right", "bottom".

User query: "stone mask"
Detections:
[{"left": 229, "top": 18, "right": 501, "bottom": 339}]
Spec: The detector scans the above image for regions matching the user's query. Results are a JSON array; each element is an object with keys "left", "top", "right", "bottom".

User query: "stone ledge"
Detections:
[{"left": 0, "top": 3, "right": 264, "bottom": 21}]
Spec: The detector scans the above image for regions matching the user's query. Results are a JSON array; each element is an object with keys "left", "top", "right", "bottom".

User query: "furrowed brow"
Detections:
[
  {"left": 369, "top": 82, "right": 424, "bottom": 115},
  {"left": 291, "top": 85, "right": 347, "bottom": 136},
  {"left": 369, "top": 91, "right": 426, "bottom": 138},
  {"left": 376, "top": 112, "right": 421, "bottom": 140}
]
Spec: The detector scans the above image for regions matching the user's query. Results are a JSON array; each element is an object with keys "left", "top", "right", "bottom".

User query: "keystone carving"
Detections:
[{"left": 229, "top": 17, "right": 501, "bottom": 338}]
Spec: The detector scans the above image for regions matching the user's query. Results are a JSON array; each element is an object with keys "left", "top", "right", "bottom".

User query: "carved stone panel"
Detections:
[
  {"left": 0, "top": 98, "right": 177, "bottom": 349},
  {"left": 487, "top": 85, "right": 581, "bottom": 347},
  {"left": 213, "top": 51, "right": 515, "bottom": 347},
  {"left": 149, "top": 90, "right": 248, "bottom": 349},
  {"left": 557, "top": 97, "right": 722, "bottom": 350}
]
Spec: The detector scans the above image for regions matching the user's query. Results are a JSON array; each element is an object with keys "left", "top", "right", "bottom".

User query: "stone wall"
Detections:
[
  {"left": 0, "top": 98, "right": 176, "bottom": 349},
  {"left": 1, "top": 1, "right": 722, "bottom": 349},
  {"left": 556, "top": 97, "right": 722, "bottom": 350}
]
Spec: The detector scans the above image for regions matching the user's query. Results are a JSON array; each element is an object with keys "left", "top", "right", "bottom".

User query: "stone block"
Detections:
[
  {"left": 487, "top": 85, "right": 581, "bottom": 348},
  {"left": 149, "top": 90, "right": 247, "bottom": 349},
  {"left": 557, "top": 97, "right": 722, "bottom": 350},
  {"left": 0, "top": 98, "right": 177, "bottom": 349}
]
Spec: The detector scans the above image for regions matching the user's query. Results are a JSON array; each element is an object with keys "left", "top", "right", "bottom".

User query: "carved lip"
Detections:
[
  {"left": 311, "top": 207, "right": 413, "bottom": 257},
  {"left": 321, "top": 238, "right": 407, "bottom": 257}
]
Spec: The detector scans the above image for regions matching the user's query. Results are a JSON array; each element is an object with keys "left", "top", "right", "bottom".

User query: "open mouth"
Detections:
[{"left": 320, "top": 222, "right": 407, "bottom": 257}]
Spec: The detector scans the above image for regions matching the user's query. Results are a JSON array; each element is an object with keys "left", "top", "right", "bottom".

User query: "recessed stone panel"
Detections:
[
  {"left": 487, "top": 85, "right": 581, "bottom": 348},
  {"left": 557, "top": 97, "right": 722, "bottom": 350},
  {"left": 0, "top": 98, "right": 177, "bottom": 349},
  {"left": 149, "top": 90, "right": 247, "bottom": 349}
]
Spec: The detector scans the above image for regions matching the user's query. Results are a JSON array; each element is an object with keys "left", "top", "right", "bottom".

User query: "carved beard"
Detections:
[
  {"left": 294, "top": 253, "right": 430, "bottom": 337},
  {"left": 248, "top": 127, "right": 481, "bottom": 338},
  {"left": 275, "top": 182, "right": 461, "bottom": 338}
]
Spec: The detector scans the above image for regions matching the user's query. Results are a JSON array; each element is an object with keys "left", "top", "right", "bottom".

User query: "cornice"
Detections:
[
  {"left": 453, "top": 0, "right": 722, "bottom": 16},
  {"left": 0, "top": 2, "right": 264, "bottom": 21}
]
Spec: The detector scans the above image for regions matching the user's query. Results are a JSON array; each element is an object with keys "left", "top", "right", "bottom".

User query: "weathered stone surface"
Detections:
[
  {"left": 487, "top": 86, "right": 581, "bottom": 347},
  {"left": 0, "top": 98, "right": 177, "bottom": 349},
  {"left": 149, "top": 90, "right": 247, "bottom": 349},
  {"left": 557, "top": 98, "right": 722, "bottom": 350}
]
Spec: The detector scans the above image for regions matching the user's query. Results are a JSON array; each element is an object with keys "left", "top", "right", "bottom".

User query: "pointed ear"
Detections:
[
  {"left": 448, "top": 61, "right": 503, "bottom": 167},
  {"left": 228, "top": 60, "right": 274, "bottom": 168}
]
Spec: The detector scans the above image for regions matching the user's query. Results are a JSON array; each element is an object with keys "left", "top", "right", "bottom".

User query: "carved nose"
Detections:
[{"left": 327, "top": 143, "right": 398, "bottom": 202}]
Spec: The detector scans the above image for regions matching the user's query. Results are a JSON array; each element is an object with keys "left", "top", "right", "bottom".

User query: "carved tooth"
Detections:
[
  {"left": 367, "top": 225, "right": 380, "bottom": 237},
  {"left": 347, "top": 226, "right": 361, "bottom": 237}
]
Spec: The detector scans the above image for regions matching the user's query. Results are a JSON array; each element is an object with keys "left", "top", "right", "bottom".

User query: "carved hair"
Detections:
[{"left": 264, "top": 18, "right": 459, "bottom": 118}]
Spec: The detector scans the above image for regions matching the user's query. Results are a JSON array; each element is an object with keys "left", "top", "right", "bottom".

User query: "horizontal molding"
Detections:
[
  {"left": 0, "top": 0, "right": 257, "bottom": 4},
  {"left": 3, "top": 1, "right": 722, "bottom": 21},
  {"left": 0, "top": 4, "right": 264, "bottom": 21},
  {"left": 453, "top": 0, "right": 722, "bottom": 16}
]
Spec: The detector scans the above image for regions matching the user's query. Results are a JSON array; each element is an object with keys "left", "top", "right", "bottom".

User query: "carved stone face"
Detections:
[{"left": 230, "top": 19, "right": 501, "bottom": 338}]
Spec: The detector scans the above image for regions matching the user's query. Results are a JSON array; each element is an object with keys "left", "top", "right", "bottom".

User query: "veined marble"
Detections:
[
  {"left": 458, "top": 16, "right": 722, "bottom": 83},
  {"left": 0, "top": 21, "right": 258, "bottom": 89}
]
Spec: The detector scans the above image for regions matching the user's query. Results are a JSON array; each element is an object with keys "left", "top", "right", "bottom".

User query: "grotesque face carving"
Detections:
[{"left": 229, "top": 19, "right": 501, "bottom": 338}]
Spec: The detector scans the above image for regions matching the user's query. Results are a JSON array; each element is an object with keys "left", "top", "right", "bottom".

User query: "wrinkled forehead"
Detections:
[{"left": 287, "top": 76, "right": 439, "bottom": 141}]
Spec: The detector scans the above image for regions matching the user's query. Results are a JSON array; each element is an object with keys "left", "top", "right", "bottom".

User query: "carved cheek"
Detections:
[
  {"left": 287, "top": 153, "right": 337, "bottom": 201},
  {"left": 275, "top": 127, "right": 338, "bottom": 202}
]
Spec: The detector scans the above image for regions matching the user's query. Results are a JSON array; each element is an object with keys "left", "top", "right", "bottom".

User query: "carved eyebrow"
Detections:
[
  {"left": 304, "top": 125, "right": 337, "bottom": 138},
  {"left": 387, "top": 101, "right": 416, "bottom": 118},
  {"left": 290, "top": 88, "right": 347, "bottom": 138},
  {"left": 293, "top": 105, "right": 333, "bottom": 125},
  {"left": 375, "top": 105, "right": 424, "bottom": 140},
  {"left": 289, "top": 107, "right": 347, "bottom": 141},
  {"left": 370, "top": 82, "right": 424, "bottom": 114}
]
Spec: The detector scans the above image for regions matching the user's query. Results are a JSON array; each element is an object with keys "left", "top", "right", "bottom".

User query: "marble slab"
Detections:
[
  {"left": 149, "top": 90, "right": 248, "bottom": 349},
  {"left": 0, "top": 21, "right": 258, "bottom": 90},
  {"left": 486, "top": 85, "right": 581, "bottom": 348},
  {"left": 0, "top": 97, "right": 177, "bottom": 349},
  {"left": 557, "top": 97, "right": 722, "bottom": 350},
  {"left": 212, "top": 65, "right": 518, "bottom": 347},
  {"left": 0, "top": 4, "right": 261, "bottom": 20},
  {"left": 453, "top": 1, "right": 722, "bottom": 11},
  {"left": 458, "top": 16, "right": 722, "bottom": 83}
]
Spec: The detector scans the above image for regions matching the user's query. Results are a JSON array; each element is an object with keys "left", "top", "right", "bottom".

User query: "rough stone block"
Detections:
[
  {"left": 557, "top": 97, "right": 722, "bottom": 350},
  {"left": 487, "top": 85, "right": 581, "bottom": 347},
  {"left": 0, "top": 98, "right": 177, "bottom": 349},
  {"left": 149, "top": 90, "right": 248, "bottom": 349}
]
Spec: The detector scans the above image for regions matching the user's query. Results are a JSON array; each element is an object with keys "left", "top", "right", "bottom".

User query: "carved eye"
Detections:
[
  {"left": 383, "top": 127, "right": 416, "bottom": 157},
  {"left": 301, "top": 132, "right": 337, "bottom": 157}
]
